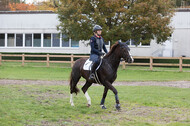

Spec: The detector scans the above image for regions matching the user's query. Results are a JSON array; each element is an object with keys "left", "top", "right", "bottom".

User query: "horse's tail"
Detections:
[{"left": 69, "top": 69, "right": 80, "bottom": 95}]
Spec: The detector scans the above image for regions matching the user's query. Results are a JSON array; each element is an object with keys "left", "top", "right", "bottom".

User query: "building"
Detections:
[
  {"left": 0, "top": 11, "right": 110, "bottom": 54},
  {"left": 0, "top": 9, "right": 189, "bottom": 57},
  {"left": 129, "top": 8, "right": 190, "bottom": 57}
]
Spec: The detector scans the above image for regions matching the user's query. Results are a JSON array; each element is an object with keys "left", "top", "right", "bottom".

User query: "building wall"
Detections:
[
  {"left": 172, "top": 29, "right": 190, "bottom": 57},
  {"left": 130, "top": 9, "right": 190, "bottom": 57},
  {"left": 0, "top": 11, "right": 110, "bottom": 54},
  {"left": 0, "top": 10, "right": 190, "bottom": 57},
  {"left": 171, "top": 11, "right": 190, "bottom": 57},
  {"left": 0, "top": 13, "right": 59, "bottom": 33},
  {"left": 129, "top": 40, "right": 164, "bottom": 57}
]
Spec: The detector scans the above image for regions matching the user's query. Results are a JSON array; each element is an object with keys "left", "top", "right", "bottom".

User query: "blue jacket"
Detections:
[{"left": 90, "top": 35, "right": 108, "bottom": 56}]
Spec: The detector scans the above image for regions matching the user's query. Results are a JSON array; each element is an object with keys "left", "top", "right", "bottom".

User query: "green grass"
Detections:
[
  {"left": 0, "top": 62, "right": 190, "bottom": 125},
  {"left": 0, "top": 62, "right": 190, "bottom": 81},
  {"left": 0, "top": 84, "right": 190, "bottom": 126},
  {"left": 0, "top": 65, "right": 71, "bottom": 80}
]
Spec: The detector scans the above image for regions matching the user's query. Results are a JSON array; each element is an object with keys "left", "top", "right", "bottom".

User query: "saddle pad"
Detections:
[{"left": 83, "top": 59, "right": 93, "bottom": 70}]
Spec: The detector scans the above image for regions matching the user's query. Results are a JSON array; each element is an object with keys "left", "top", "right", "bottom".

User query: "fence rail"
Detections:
[{"left": 0, "top": 53, "right": 189, "bottom": 72}]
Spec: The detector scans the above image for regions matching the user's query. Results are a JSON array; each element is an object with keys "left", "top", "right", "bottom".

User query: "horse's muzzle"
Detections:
[{"left": 127, "top": 57, "right": 134, "bottom": 63}]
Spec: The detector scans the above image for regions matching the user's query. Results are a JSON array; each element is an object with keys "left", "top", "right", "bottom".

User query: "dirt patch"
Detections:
[
  {"left": 115, "top": 81, "right": 190, "bottom": 88},
  {"left": 109, "top": 104, "right": 190, "bottom": 124},
  {"left": 27, "top": 89, "right": 69, "bottom": 105},
  {"left": 0, "top": 79, "right": 189, "bottom": 88}
]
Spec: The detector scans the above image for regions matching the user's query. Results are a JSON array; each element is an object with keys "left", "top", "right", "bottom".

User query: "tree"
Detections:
[
  {"left": 8, "top": 1, "right": 58, "bottom": 11},
  {"left": 0, "top": 0, "right": 28, "bottom": 11},
  {"left": 57, "top": 0, "right": 174, "bottom": 44},
  {"left": 9, "top": 3, "right": 36, "bottom": 11},
  {"left": 0, "top": 0, "right": 10, "bottom": 11},
  {"left": 36, "top": 1, "right": 57, "bottom": 11}
]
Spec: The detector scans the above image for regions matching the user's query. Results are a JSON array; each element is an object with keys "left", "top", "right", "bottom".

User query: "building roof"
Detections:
[{"left": 0, "top": 10, "right": 55, "bottom": 14}]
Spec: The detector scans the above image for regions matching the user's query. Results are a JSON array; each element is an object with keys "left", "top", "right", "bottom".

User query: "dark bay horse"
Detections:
[{"left": 69, "top": 41, "right": 133, "bottom": 110}]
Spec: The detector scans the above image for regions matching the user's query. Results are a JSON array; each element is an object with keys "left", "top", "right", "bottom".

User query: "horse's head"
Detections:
[{"left": 118, "top": 42, "right": 134, "bottom": 63}]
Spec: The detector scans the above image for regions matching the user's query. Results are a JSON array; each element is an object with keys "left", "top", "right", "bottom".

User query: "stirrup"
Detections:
[{"left": 89, "top": 73, "right": 95, "bottom": 80}]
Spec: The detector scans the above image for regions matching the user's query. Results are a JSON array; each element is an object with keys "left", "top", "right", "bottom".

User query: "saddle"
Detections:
[
  {"left": 83, "top": 58, "right": 103, "bottom": 84},
  {"left": 83, "top": 58, "right": 102, "bottom": 71}
]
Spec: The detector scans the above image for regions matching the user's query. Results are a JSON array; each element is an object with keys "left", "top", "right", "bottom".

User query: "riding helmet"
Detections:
[{"left": 93, "top": 25, "right": 102, "bottom": 32}]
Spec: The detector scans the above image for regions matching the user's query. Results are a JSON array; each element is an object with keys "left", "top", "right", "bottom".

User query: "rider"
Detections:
[{"left": 88, "top": 25, "right": 108, "bottom": 81}]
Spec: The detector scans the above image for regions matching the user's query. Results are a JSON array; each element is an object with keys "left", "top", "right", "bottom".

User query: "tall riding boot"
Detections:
[{"left": 89, "top": 62, "right": 98, "bottom": 81}]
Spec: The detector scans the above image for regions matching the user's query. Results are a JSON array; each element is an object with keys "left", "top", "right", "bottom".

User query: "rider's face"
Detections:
[{"left": 96, "top": 30, "right": 102, "bottom": 36}]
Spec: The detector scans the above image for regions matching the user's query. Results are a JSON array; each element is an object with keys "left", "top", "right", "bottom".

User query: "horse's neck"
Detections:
[{"left": 105, "top": 52, "right": 121, "bottom": 71}]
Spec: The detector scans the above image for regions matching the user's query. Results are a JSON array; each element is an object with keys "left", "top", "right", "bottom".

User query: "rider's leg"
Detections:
[
  {"left": 89, "top": 54, "right": 100, "bottom": 80},
  {"left": 89, "top": 61, "right": 99, "bottom": 80}
]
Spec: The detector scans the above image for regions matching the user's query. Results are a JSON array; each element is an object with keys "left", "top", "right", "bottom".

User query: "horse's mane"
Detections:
[{"left": 104, "top": 41, "right": 119, "bottom": 58}]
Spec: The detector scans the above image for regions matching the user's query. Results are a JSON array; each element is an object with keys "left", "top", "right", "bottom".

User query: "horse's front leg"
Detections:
[
  {"left": 100, "top": 87, "right": 108, "bottom": 109},
  {"left": 105, "top": 81, "right": 121, "bottom": 110}
]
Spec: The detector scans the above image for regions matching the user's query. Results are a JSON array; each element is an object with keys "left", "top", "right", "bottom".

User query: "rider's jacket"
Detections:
[{"left": 90, "top": 35, "right": 108, "bottom": 56}]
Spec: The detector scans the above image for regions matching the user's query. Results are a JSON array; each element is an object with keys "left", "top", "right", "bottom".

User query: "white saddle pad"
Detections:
[{"left": 83, "top": 59, "right": 93, "bottom": 70}]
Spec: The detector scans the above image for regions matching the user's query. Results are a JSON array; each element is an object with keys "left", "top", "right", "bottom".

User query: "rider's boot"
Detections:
[{"left": 89, "top": 62, "right": 98, "bottom": 81}]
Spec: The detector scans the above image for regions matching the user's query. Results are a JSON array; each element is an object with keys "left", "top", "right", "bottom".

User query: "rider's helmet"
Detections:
[{"left": 93, "top": 25, "right": 102, "bottom": 32}]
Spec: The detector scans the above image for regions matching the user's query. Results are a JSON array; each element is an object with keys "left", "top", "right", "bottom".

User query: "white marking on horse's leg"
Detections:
[
  {"left": 70, "top": 93, "right": 75, "bottom": 106},
  {"left": 85, "top": 92, "right": 91, "bottom": 106}
]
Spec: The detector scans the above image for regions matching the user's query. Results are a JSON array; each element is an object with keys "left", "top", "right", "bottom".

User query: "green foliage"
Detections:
[{"left": 57, "top": 0, "right": 174, "bottom": 44}]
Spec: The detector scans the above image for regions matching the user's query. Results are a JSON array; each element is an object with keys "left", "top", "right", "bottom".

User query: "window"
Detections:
[
  {"left": 141, "top": 42, "right": 150, "bottom": 46},
  {"left": 7, "top": 34, "right": 15, "bottom": 47},
  {"left": 71, "top": 40, "right": 79, "bottom": 47},
  {"left": 62, "top": 35, "right": 69, "bottom": 47},
  {"left": 52, "top": 34, "right": 60, "bottom": 47},
  {"left": 25, "top": 34, "right": 32, "bottom": 47},
  {"left": 16, "top": 34, "right": 23, "bottom": 47},
  {"left": 33, "top": 34, "right": 41, "bottom": 47},
  {"left": 43, "top": 34, "right": 51, "bottom": 47},
  {"left": 0, "top": 34, "right": 5, "bottom": 47},
  {"left": 127, "top": 39, "right": 150, "bottom": 47}
]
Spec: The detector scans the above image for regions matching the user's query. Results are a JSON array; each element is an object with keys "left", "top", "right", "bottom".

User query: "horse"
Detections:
[{"left": 69, "top": 41, "right": 134, "bottom": 110}]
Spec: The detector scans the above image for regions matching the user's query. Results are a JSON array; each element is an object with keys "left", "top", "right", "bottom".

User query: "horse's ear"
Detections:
[
  {"left": 118, "top": 40, "right": 122, "bottom": 46},
  {"left": 125, "top": 40, "right": 130, "bottom": 45}
]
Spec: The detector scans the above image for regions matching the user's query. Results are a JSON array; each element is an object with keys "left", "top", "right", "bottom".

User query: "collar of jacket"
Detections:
[{"left": 95, "top": 35, "right": 102, "bottom": 39}]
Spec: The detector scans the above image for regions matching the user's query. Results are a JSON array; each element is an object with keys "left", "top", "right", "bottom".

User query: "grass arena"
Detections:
[{"left": 0, "top": 63, "right": 190, "bottom": 126}]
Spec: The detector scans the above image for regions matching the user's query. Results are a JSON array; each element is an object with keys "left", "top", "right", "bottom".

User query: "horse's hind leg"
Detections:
[
  {"left": 69, "top": 71, "right": 81, "bottom": 106},
  {"left": 82, "top": 81, "right": 92, "bottom": 107}
]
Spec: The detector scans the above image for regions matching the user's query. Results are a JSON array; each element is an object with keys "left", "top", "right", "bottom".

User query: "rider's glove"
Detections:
[{"left": 99, "top": 52, "right": 105, "bottom": 56}]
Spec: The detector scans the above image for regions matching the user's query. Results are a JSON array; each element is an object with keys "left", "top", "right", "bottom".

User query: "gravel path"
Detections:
[{"left": 0, "top": 79, "right": 189, "bottom": 88}]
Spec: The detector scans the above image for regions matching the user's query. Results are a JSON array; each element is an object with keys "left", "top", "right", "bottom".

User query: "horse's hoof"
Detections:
[
  {"left": 87, "top": 104, "right": 91, "bottom": 107},
  {"left": 115, "top": 104, "right": 121, "bottom": 111},
  {"left": 102, "top": 106, "right": 107, "bottom": 109},
  {"left": 100, "top": 105, "right": 107, "bottom": 109},
  {"left": 71, "top": 103, "right": 75, "bottom": 106}
]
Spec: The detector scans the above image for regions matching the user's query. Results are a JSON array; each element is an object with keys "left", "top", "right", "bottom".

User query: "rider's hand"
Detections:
[{"left": 99, "top": 52, "right": 105, "bottom": 56}]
